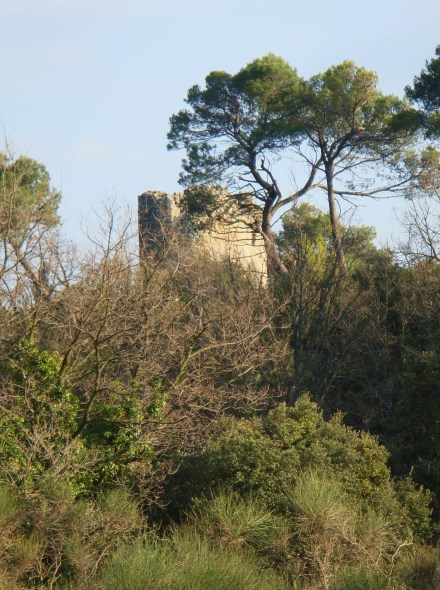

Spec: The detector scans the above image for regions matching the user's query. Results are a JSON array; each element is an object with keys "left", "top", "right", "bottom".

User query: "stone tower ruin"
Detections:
[{"left": 138, "top": 190, "right": 267, "bottom": 279}]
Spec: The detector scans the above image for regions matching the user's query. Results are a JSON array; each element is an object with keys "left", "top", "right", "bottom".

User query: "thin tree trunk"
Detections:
[
  {"left": 325, "top": 163, "right": 347, "bottom": 271},
  {"left": 261, "top": 206, "right": 288, "bottom": 276}
]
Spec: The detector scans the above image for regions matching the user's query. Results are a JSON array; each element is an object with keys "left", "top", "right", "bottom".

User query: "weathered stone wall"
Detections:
[
  {"left": 138, "top": 191, "right": 181, "bottom": 254},
  {"left": 138, "top": 190, "right": 267, "bottom": 279}
]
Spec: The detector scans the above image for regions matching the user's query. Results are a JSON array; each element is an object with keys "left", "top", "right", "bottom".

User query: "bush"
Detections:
[
  {"left": 329, "top": 568, "right": 401, "bottom": 590},
  {"left": 97, "top": 528, "right": 291, "bottom": 590},
  {"left": 394, "top": 477, "right": 433, "bottom": 541},
  {"left": 189, "top": 490, "right": 290, "bottom": 564},
  {"left": 395, "top": 545, "right": 440, "bottom": 589},
  {"left": 165, "top": 396, "right": 431, "bottom": 540},
  {"left": 175, "top": 472, "right": 416, "bottom": 588},
  {"left": 0, "top": 339, "right": 156, "bottom": 497},
  {"left": 285, "top": 471, "right": 408, "bottom": 587},
  {"left": 0, "top": 478, "right": 143, "bottom": 589}
]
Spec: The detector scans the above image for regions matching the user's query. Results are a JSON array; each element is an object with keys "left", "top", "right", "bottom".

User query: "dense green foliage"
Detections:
[
  {"left": 406, "top": 45, "right": 440, "bottom": 137},
  {"left": 165, "top": 396, "right": 431, "bottom": 540},
  {"left": 0, "top": 155, "right": 60, "bottom": 238},
  {"left": 0, "top": 338, "right": 157, "bottom": 495},
  {"left": 168, "top": 55, "right": 423, "bottom": 271}
]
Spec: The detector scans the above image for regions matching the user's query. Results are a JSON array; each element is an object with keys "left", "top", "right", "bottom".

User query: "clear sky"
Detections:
[{"left": 1, "top": 0, "right": 439, "bottom": 245}]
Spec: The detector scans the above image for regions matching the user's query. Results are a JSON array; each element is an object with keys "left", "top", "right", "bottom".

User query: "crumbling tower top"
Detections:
[
  {"left": 138, "top": 189, "right": 267, "bottom": 280},
  {"left": 138, "top": 191, "right": 182, "bottom": 256}
]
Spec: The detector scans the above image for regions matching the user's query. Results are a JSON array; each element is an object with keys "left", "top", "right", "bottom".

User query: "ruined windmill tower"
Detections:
[{"left": 138, "top": 189, "right": 267, "bottom": 280}]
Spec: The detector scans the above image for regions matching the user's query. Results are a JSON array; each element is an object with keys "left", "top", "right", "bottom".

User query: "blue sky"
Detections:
[{"left": 1, "top": 0, "right": 439, "bottom": 244}]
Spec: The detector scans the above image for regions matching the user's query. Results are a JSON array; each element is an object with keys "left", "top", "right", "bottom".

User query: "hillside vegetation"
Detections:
[{"left": 1, "top": 47, "right": 440, "bottom": 589}]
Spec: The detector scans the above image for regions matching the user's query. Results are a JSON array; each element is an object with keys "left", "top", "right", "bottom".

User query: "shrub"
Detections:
[
  {"left": 97, "top": 528, "right": 291, "bottom": 590},
  {"left": 0, "top": 340, "right": 156, "bottom": 497},
  {"left": 165, "top": 395, "right": 431, "bottom": 540},
  {"left": 0, "top": 477, "right": 143, "bottom": 589},
  {"left": 0, "top": 484, "right": 20, "bottom": 530},
  {"left": 179, "top": 472, "right": 415, "bottom": 588},
  {"left": 189, "top": 490, "right": 290, "bottom": 563},
  {"left": 395, "top": 545, "right": 440, "bottom": 589},
  {"left": 394, "top": 477, "right": 433, "bottom": 541},
  {"left": 329, "top": 568, "right": 402, "bottom": 590},
  {"left": 286, "top": 471, "right": 410, "bottom": 587}
]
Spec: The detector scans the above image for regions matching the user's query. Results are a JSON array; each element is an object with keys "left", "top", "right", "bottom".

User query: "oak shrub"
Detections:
[{"left": 165, "top": 395, "right": 431, "bottom": 540}]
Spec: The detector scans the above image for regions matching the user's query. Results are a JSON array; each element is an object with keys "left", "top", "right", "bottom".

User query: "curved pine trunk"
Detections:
[
  {"left": 261, "top": 207, "right": 288, "bottom": 277},
  {"left": 325, "top": 163, "right": 347, "bottom": 272}
]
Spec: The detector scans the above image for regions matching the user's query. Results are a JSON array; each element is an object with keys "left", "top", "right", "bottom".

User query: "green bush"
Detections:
[
  {"left": 0, "top": 339, "right": 157, "bottom": 496},
  {"left": 0, "top": 485, "right": 20, "bottom": 529},
  {"left": 189, "top": 490, "right": 290, "bottom": 564},
  {"left": 165, "top": 396, "right": 431, "bottom": 540},
  {"left": 329, "top": 568, "right": 402, "bottom": 590},
  {"left": 0, "top": 478, "right": 142, "bottom": 589},
  {"left": 288, "top": 469, "right": 351, "bottom": 523},
  {"left": 97, "top": 528, "right": 291, "bottom": 590},
  {"left": 286, "top": 471, "right": 411, "bottom": 586},
  {"left": 395, "top": 545, "right": 440, "bottom": 589},
  {"left": 394, "top": 477, "right": 433, "bottom": 541}
]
